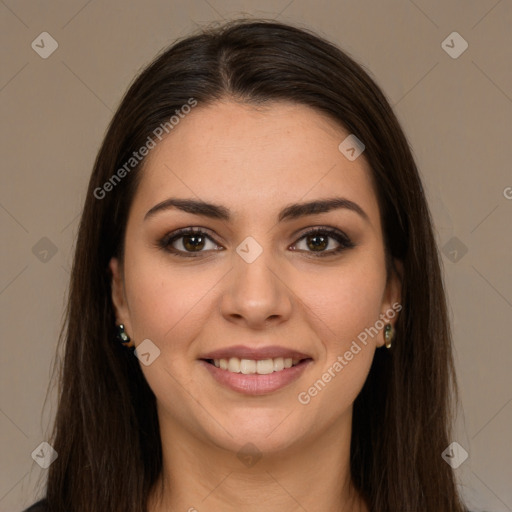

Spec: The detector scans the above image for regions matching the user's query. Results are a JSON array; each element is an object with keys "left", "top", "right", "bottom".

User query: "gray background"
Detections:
[{"left": 1, "top": 1, "right": 511, "bottom": 510}]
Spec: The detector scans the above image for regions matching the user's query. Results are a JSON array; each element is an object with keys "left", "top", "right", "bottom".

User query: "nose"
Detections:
[{"left": 219, "top": 245, "right": 293, "bottom": 330}]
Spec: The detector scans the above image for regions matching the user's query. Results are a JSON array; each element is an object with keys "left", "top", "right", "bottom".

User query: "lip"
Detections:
[
  {"left": 200, "top": 358, "right": 313, "bottom": 395},
  {"left": 199, "top": 345, "right": 312, "bottom": 361}
]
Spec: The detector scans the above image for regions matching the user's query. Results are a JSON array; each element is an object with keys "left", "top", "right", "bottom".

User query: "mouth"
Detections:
[
  {"left": 198, "top": 345, "right": 314, "bottom": 394},
  {"left": 201, "top": 356, "right": 313, "bottom": 375},
  {"left": 199, "top": 357, "right": 313, "bottom": 396}
]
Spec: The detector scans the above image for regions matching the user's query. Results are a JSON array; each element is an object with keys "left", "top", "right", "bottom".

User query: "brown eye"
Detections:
[
  {"left": 159, "top": 226, "right": 354, "bottom": 259},
  {"left": 305, "top": 233, "right": 329, "bottom": 252},
  {"left": 159, "top": 228, "right": 222, "bottom": 257},
  {"left": 181, "top": 232, "right": 206, "bottom": 252},
  {"left": 292, "top": 228, "right": 354, "bottom": 257}
]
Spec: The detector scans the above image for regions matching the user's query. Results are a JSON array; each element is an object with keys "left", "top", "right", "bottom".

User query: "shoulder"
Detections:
[{"left": 22, "top": 499, "right": 48, "bottom": 512}]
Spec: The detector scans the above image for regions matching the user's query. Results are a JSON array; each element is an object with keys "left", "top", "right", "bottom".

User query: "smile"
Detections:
[
  {"left": 204, "top": 356, "right": 305, "bottom": 374},
  {"left": 199, "top": 357, "right": 313, "bottom": 395}
]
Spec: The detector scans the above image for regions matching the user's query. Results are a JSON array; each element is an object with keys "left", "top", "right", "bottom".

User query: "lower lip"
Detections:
[{"left": 199, "top": 359, "right": 313, "bottom": 395}]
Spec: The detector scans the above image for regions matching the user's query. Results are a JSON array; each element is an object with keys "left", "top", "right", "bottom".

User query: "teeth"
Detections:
[
  {"left": 256, "top": 359, "right": 274, "bottom": 374},
  {"left": 213, "top": 357, "right": 303, "bottom": 374},
  {"left": 228, "top": 357, "right": 241, "bottom": 373},
  {"left": 273, "top": 357, "right": 284, "bottom": 372},
  {"left": 240, "top": 359, "right": 256, "bottom": 374}
]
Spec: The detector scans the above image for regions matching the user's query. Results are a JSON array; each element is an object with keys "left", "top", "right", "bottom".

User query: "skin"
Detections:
[{"left": 110, "top": 100, "right": 402, "bottom": 512}]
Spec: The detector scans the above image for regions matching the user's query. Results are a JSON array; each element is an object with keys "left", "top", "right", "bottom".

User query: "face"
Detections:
[{"left": 110, "top": 100, "right": 401, "bottom": 456}]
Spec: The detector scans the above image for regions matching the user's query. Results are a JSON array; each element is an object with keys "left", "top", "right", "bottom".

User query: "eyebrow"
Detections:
[{"left": 144, "top": 196, "right": 370, "bottom": 224}]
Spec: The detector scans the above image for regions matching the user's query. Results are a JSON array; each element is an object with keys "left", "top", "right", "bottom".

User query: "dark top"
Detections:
[
  {"left": 23, "top": 499, "right": 48, "bottom": 512},
  {"left": 24, "top": 497, "right": 479, "bottom": 511}
]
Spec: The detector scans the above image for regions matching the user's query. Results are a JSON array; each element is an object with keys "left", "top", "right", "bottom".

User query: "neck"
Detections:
[{"left": 148, "top": 407, "right": 369, "bottom": 512}]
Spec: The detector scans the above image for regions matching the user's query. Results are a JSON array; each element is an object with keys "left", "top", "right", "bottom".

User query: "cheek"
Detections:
[
  {"left": 121, "top": 256, "right": 246, "bottom": 444},
  {"left": 337, "top": 266, "right": 385, "bottom": 341},
  {"left": 293, "top": 256, "right": 386, "bottom": 409},
  {"left": 298, "top": 258, "right": 386, "bottom": 349},
  {"left": 123, "top": 251, "right": 223, "bottom": 350}
]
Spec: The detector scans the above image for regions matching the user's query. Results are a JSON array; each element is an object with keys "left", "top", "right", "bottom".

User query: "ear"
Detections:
[
  {"left": 109, "top": 257, "right": 131, "bottom": 332},
  {"left": 376, "top": 258, "right": 403, "bottom": 348}
]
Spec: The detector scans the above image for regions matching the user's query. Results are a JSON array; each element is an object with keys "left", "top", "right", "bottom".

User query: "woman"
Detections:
[{"left": 25, "top": 19, "right": 470, "bottom": 512}]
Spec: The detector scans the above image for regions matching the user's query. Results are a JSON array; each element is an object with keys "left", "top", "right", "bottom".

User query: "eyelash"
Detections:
[{"left": 157, "top": 226, "right": 355, "bottom": 258}]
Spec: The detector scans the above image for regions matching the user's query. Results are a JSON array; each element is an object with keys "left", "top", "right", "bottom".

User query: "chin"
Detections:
[{"left": 202, "top": 408, "right": 309, "bottom": 456}]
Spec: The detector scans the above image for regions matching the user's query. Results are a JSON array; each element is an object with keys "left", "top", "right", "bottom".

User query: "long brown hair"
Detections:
[{"left": 40, "top": 19, "right": 467, "bottom": 511}]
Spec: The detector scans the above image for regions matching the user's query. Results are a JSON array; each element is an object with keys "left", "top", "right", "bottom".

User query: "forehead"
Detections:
[{"left": 130, "top": 100, "right": 380, "bottom": 226}]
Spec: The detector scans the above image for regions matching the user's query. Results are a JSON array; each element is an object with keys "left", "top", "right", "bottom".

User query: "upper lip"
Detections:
[{"left": 199, "top": 345, "right": 313, "bottom": 361}]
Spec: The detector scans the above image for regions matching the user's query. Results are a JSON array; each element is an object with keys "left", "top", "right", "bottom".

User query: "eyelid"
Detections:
[
  {"left": 158, "top": 227, "right": 222, "bottom": 257},
  {"left": 159, "top": 225, "right": 354, "bottom": 257},
  {"left": 293, "top": 225, "right": 352, "bottom": 244},
  {"left": 290, "top": 226, "right": 355, "bottom": 257}
]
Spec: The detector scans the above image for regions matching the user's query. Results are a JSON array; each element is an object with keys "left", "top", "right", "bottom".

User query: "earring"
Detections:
[
  {"left": 384, "top": 323, "right": 395, "bottom": 349},
  {"left": 115, "top": 324, "right": 135, "bottom": 349}
]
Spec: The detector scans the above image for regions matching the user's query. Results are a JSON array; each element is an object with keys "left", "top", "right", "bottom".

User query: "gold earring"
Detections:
[{"left": 384, "top": 323, "right": 395, "bottom": 349}]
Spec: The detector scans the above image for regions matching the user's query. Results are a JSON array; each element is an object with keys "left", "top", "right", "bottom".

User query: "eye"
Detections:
[
  {"left": 158, "top": 228, "right": 222, "bottom": 257},
  {"left": 158, "top": 226, "right": 355, "bottom": 258},
  {"left": 290, "top": 227, "right": 355, "bottom": 257}
]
